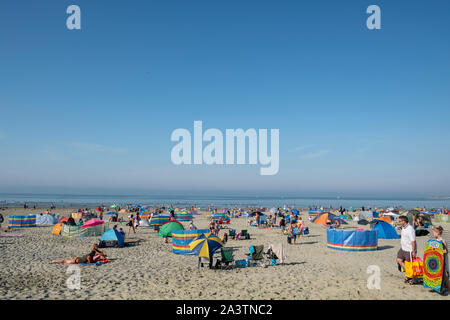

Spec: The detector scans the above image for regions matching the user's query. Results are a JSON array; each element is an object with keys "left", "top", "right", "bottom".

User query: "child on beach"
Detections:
[{"left": 432, "top": 226, "right": 449, "bottom": 294}]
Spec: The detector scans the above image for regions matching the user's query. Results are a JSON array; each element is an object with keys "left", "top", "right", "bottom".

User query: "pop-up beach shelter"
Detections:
[
  {"left": 36, "top": 214, "right": 59, "bottom": 225},
  {"left": 312, "top": 213, "right": 336, "bottom": 225},
  {"left": 158, "top": 220, "right": 184, "bottom": 238},
  {"left": 99, "top": 228, "right": 124, "bottom": 248},
  {"left": 371, "top": 220, "right": 400, "bottom": 239}
]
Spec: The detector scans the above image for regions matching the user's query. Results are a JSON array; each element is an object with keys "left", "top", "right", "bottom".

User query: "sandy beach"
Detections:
[{"left": 0, "top": 207, "right": 449, "bottom": 300}]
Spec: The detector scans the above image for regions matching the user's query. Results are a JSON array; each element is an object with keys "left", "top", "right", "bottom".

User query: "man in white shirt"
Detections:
[{"left": 396, "top": 215, "right": 417, "bottom": 282}]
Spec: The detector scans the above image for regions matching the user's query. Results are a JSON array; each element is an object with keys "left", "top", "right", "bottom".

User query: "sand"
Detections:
[{"left": 0, "top": 207, "right": 449, "bottom": 300}]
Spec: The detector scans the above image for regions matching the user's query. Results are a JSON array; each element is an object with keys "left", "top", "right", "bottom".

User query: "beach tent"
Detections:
[
  {"left": 150, "top": 214, "right": 171, "bottom": 227},
  {"left": 59, "top": 217, "right": 69, "bottom": 224},
  {"left": 327, "top": 229, "right": 378, "bottom": 251},
  {"left": 8, "top": 215, "right": 36, "bottom": 228},
  {"left": 36, "top": 214, "right": 59, "bottom": 225},
  {"left": 172, "top": 229, "right": 210, "bottom": 254},
  {"left": 312, "top": 213, "right": 337, "bottom": 225},
  {"left": 61, "top": 223, "right": 108, "bottom": 237},
  {"left": 174, "top": 211, "right": 193, "bottom": 222},
  {"left": 99, "top": 229, "right": 124, "bottom": 248},
  {"left": 291, "top": 209, "right": 299, "bottom": 215},
  {"left": 376, "top": 216, "right": 393, "bottom": 224},
  {"left": 158, "top": 220, "right": 184, "bottom": 238},
  {"left": 371, "top": 220, "right": 400, "bottom": 239}
]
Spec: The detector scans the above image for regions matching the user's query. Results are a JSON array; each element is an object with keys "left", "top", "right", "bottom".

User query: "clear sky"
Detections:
[{"left": 0, "top": 0, "right": 449, "bottom": 197}]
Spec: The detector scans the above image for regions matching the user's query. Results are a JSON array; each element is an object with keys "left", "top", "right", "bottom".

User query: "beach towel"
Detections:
[
  {"left": 79, "top": 259, "right": 109, "bottom": 266},
  {"left": 268, "top": 243, "right": 286, "bottom": 264},
  {"left": 0, "top": 233, "right": 23, "bottom": 237}
]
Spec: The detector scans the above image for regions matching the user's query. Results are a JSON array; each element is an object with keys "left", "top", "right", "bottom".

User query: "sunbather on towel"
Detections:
[{"left": 51, "top": 254, "right": 92, "bottom": 264}]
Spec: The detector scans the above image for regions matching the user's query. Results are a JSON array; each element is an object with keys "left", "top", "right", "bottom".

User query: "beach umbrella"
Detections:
[
  {"left": 158, "top": 220, "right": 184, "bottom": 238},
  {"left": 106, "top": 211, "right": 116, "bottom": 215},
  {"left": 291, "top": 209, "right": 299, "bottom": 215},
  {"left": 82, "top": 219, "right": 104, "bottom": 227},
  {"left": 189, "top": 233, "right": 223, "bottom": 259}
]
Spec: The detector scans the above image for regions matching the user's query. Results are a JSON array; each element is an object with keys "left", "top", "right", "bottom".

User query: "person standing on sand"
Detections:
[
  {"left": 0, "top": 213, "right": 3, "bottom": 229},
  {"left": 396, "top": 215, "right": 417, "bottom": 284},
  {"left": 128, "top": 215, "right": 136, "bottom": 234}
]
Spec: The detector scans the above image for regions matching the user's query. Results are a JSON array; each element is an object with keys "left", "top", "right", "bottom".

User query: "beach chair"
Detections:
[
  {"left": 220, "top": 247, "right": 234, "bottom": 269},
  {"left": 240, "top": 229, "right": 250, "bottom": 240},
  {"left": 246, "top": 245, "right": 265, "bottom": 266},
  {"left": 229, "top": 229, "right": 236, "bottom": 239}
]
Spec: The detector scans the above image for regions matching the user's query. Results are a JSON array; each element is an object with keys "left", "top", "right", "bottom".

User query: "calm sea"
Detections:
[{"left": 1, "top": 193, "right": 450, "bottom": 209}]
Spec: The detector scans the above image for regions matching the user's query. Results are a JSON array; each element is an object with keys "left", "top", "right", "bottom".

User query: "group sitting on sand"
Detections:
[{"left": 51, "top": 244, "right": 108, "bottom": 265}]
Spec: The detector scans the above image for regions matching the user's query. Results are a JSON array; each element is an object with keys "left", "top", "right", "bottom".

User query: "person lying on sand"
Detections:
[
  {"left": 89, "top": 244, "right": 107, "bottom": 262},
  {"left": 51, "top": 254, "right": 92, "bottom": 264}
]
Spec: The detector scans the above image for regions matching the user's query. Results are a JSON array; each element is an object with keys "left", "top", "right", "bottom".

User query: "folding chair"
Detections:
[
  {"left": 220, "top": 247, "right": 234, "bottom": 269},
  {"left": 240, "top": 229, "right": 250, "bottom": 240},
  {"left": 246, "top": 245, "right": 264, "bottom": 266}
]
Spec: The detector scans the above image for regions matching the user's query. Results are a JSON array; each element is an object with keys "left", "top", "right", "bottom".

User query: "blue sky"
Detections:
[{"left": 0, "top": 0, "right": 449, "bottom": 197}]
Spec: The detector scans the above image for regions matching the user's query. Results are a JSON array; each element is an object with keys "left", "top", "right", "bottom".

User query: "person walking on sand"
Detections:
[
  {"left": 0, "top": 213, "right": 3, "bottom": 230},
  {"left": 128, "top": 214, "right": 136, "bottom": 234},
  {"left": 396, "top": 215, "right": 417, "bottom": 284}
]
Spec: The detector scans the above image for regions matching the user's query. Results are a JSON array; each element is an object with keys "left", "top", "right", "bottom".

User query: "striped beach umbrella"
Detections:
[{"left": 189, "top": 233, "right": 223, "bottom": 259}]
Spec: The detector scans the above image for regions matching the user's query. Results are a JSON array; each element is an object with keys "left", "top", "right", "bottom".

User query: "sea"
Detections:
[{"left": 1, "top": 193, "right": 450, "bottom": 210}]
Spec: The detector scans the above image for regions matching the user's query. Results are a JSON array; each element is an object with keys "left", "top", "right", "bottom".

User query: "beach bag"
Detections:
[
  {"left": 303, "top": 227, "right": 309, "bottom": 235},
  {"left": 405, "top": 254, "right": 424, "bottom": 278}
]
